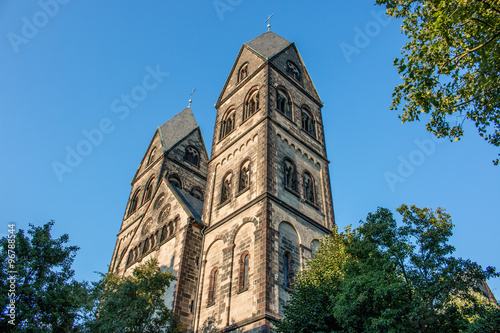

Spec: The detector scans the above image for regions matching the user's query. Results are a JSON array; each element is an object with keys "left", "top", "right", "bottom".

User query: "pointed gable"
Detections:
[
  {"left": 159, "top": 107, "right": 199, "bottom": 152},
  {"left": 269, "top": 43, "right": 322, "bottom": 106}
]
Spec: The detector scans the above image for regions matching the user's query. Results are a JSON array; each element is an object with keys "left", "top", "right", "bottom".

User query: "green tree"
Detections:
[
  {"left": 376, "top": 0, "right": 500, "bottom": 164},
  {"left": 86, "top": 259, "right": 179, "bottom": 333},
  {"left": 277, "top": 205, "right": 500, "bottom": 332},
  {"left": 0, "top": 221, "right": 89, "bottom": 332}
]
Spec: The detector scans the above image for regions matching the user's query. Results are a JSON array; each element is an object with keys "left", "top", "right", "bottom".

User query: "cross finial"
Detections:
[
  {"left": 265, "top": 14, "right": 274, "bottom": 31},
  {"left": 188, "top": 88, "right": 196, "bottom": 107}
]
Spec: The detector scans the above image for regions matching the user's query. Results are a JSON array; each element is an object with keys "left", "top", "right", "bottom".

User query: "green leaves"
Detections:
[
  {"left": 0, "top": 221, "right": 89, "bottom": 332},
  {"left": 377, "top": 0, "right": 500, "bottom": 164},
  {"left": 86, "top": 259, "right": 179, "bottom": 333},
  {"left": 276, "top": 205, "right": 500, "bottom": 333}
]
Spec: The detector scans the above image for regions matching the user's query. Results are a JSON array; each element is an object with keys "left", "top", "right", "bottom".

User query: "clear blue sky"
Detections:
[{"left": 1, "top": 1, "right": 499, "bottom": 297}]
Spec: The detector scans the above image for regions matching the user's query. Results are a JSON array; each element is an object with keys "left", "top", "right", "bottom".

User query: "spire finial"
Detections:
[
  {"left": 188, "top": 88, "right": 196, "bottom": 107},
  {"left": 265, "top": 14, "right": 274, "bottom": 31}
]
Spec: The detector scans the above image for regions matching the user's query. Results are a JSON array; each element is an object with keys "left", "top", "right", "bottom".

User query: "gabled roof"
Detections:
[
  {"left": 171, "top": 185, "right": 204, "bottom": 223},
  {"left": 158, "top": 106, "right": 199, "bottom": 152},
  {"left": 244, "top": 31, "right": 292, "bottom": 59}
]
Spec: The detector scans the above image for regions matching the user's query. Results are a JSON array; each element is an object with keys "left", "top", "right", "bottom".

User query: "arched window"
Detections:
[
  {"left": 243, "top": 89, "right": 259, "bottom": 121},
  {"left": 220, "top": 108, "right": 236, "bottom": 140},
  {"left": 276, "top": 88, "right": 292, "bottom": 118},
  {"left": 191, "top": 187, "right": 204, "bottom": 201},
  {"left": 184, "top": 146, "right": 200, "bottom": 167},
  {"left": 238, "top": 62, "right": 248, "bottom": 82},
  {"left": 283, "top": 251, "right": 294, "bottom": 289},
  {"left": 208, "top": 267, "right": 218, "bottom": 306},
  {"left": 142, "top": 238, "right": 150, "bottom": 254},
  {"left": 221, "top": 172, "right": 232, "bottom": 203},
  {"left": 158, "top": 204, "right": 170, "bottom": 224},
  {"left": 143, "top": 178, "right": 154, "bottom": 202},
  {"left": 160, "top": 225, "right": 168, "bottom": 242},
  {"left": 168, "top": 174, "right": 182, "bottom": 189},
  {"left": 239, "top": 160, "right": 250, "bottom": 192},
  {"left": 303, "top": 172, "right": 315, "bottom": 204},
  {"left": 168, "top": 221, "right": 174, "bottom": 236},
  {"left": 147, "top": 147, "right": 157, "bottom": 165},
  {"left": 128, "top": 190, "right": 141, "bottom": 215},
  {"left": 286, "top": 60, "right": 301, "bottom": 82},
  {"left": 239, "top": 251, "right": 250, "bottom": 291},
  {"left": 127, "top": 250, "right": 134, "bottom": 265},
  {"left": 301, "top": 107, "right": 315, "bottom": 138},
  {"left": 284, "top": 158, "right": 297, "bottom": 192},
  {"left": 153, "top": 193, "right": 165, "bottom": 210}
]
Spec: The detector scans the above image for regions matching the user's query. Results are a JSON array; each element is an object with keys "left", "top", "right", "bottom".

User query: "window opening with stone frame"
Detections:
[
  {"left": 220, "top": 107, "right": 236, "bottom": 140},
  {"left": 239, "top": 160, "right": 251, "bottom": 192},
  {"left": 126, "top": 250, "right": 134, "bottom": 266},
  {"left": 208, "top": 267, "right": 218, "bottom": 306},
  {"left": 142, "top": 238, "right": 150, "bottom": 255},
  {"left": 243, "top": 88, "right": 260, "bottom": 122},
  {"left": 128, "top": 190, "right": 141, "bottom": 215},
  {"left": 160, "top": 224, "right": 169, "bottom": 243},
  {"left": 301, "top": 107, "right": 316, "bottom": 138},
  {"left": 239, "top": 251, "right": 250, "bottom": 292},
  {"left": 284, "top": 158, "right": 298, "bottom": 192},
  {"left": 276, "top": 87, "right": 292, "bottom": 119},
  {"left": 190, "top": 187, "right": 204, "bottom": 201},
  {"left": 283, "top": 251, "right": 294, "bottom": 289},
  {"left": 168, "top": 174, "right": 182, "bottom": 189},
  {"left": 147, "top": 147, "right": 157, "bottom": 165},
  {"left": 303, "top": 171, "right": 316, "bottom": 205},
  {"left": 221, "top": 172, "right": 233, "bottom": 204},
  {"left": 158, "top": 204, "right": 170, "bottom": 224},
  {"left": 238, "top": 62, "right": 249, "bottom": 82},
  {"left": 286, "top": 60, "right": 301, "bottom": 82},
  {"left": 143, "top": 177, "right": 155, "bottom": 203},
  {"left": 184, "top": 146, "right": 200, "bottom": 167}
]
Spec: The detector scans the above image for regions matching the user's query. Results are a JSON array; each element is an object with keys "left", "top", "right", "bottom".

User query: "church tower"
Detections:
[
  {"left": 195, "top": 31, "right": 335, "bottom": 332},
  {"left": 108, "top": 106, "right": 209, "bottom": 330}
]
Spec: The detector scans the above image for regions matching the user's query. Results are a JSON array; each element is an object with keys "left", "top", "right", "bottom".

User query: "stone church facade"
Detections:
[{"left": 109, "top": 31, "right": 335, "bottom": 332}]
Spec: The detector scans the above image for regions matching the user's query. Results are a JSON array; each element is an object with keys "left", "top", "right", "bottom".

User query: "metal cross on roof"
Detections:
[
  {"left": 265, "top": 14, "right": 274, "bottom": 31},
  {"left": 188, "top": 88, "right": 196, "bottom": 107}
]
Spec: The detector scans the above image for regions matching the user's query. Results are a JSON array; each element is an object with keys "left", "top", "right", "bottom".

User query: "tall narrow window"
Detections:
[
  {"left": 239, "top": 160, "right": 250, "bottom": 192},
  {"left": 147, "top": 147, "right": 157, "bottom": 165},
  {"left": 238, "top": 63, "right": 248, "bottom": 82},
  {"left": 283, "top": 251, "right": 293, "bottom": 289},
  {"left": 303, "top": 172, "right": 315, "bottom": 204},
  {"left": 276, "top": 89, "right": 292, "bottom": 118},
  {"left": 142, "top": 238, "right": 150, "bottom": 254},
  {"left": 239, "top": 251, "right": 250, "bottom": 291},
  {"left": 220, "top": 108, "right": 236, "bottom": 140},
  {"left": 160, "top": 225, "right": 168, "bottom": 242},
  {"left": 284, "top": 159, "right": 297, "bottom": 192},
  {"left": 128, "top": 190, "right": 141, "bottom": 215},
  {"left": 243, "top": 89, "right": 259, "bottom": 121},
  {"left": 301, "top": 107, "right": 316, "bottom": 138},
  {"left": 221, "top": 173, "right": 232, "bottom": 203},
  {"left": 143, "top": 178, "right": 154, "bottom": 202},
  {"left": 127, "top": 250, "right": 134, "bottom": 265},
  {"left": 208, "top": 267, "right": 218, "bottom": 306},
  {"left": 184, "top": 146, "right": 200, "bottom": 167}
]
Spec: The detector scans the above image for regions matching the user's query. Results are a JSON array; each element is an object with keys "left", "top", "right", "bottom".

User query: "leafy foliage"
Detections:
[
  {"left": 376, "top": 0, "right": 500, "bottom": 164},
  {"left": 86, "top": 259, "right": 179, "bottom": 333},
  {"left": 0, "top": 221, "right": 89, "bottom": 332},
  {"left": 276, "top": 205, "right": 500, "bottom": 332}
]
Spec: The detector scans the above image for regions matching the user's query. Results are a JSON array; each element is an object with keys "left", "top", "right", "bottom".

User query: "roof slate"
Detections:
[
  {"left": 172, "top": 186, "right": 204, "bottom": 223},
  {"left": 244, "top": 31, "right": 292, "bottom": 59},
  {"left": 158, "top": 107, "right": 198, "bottom": 152}
]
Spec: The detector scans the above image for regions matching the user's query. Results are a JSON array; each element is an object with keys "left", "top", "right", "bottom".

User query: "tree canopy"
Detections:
[
  {"left": 276, "top": 205, "right": 500, "bottom": 332},
  {"left": 0, "top": 221, "right": 89, "bottom": 332},
  {"left": 376, "top": 0, "right": 500, "bottom": 164},
  {"left": 86, "top": 259, "right": 179, "bottom": 333}
]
